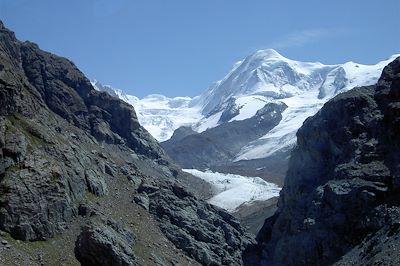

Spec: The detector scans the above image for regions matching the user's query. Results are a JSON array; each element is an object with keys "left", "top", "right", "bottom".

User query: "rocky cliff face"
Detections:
[
  {"left": 0, "top": 21, "right": 250, "bottom": 265},
  {"left": 247, "top": 57, "right": 400, "bottom": 265}
]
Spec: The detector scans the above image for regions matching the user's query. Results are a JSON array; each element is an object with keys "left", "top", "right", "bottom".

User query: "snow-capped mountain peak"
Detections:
[
  {"left": 194, "top": 51, "right": 399, "bottom": 132},
  {"left": 249, "top": 49, "right": 286, "bottom": 61},
  {"left": 92, "top": 51, "right": 399, "bottom": 146},
  {"left": 194, "top": 49, "right": 337, "bottom": 118}
]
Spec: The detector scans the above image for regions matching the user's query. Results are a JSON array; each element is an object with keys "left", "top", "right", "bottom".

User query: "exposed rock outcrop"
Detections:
[
  {"left": 75, "top": 219, "right": 138, "bottom": 266},
  {"left": 19, "top": 39, "right": 164, "bottom": 160},
  {"left": 0, "top": 21, "right": 167, "bottom": 242},
  {"left": 248, "top": 57, "right": 400, "bottom": 265},
  {"left": 138, "top": 181, "right": 252, "bottom": 265}
]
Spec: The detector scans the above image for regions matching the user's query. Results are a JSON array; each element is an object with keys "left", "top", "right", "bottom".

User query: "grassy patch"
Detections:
[{"left": 1, "top": 231, "right": 79, "bottom": 266}]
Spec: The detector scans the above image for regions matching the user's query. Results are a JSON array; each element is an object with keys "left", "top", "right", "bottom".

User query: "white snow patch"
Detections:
[
  {"left": 194, "top": 111, "right": 223, "bottom": 132},
  {"left": 133, "top": 95, "right": 203, "bottom": 141},
  {"left": 183, "top": 169, "right": 281, "bottom": 212},
  {"left": 229, "top": 96, "right": 269, "bottom": 122}
]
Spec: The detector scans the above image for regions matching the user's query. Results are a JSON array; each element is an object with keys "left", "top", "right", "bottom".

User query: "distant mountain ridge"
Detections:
[
  {"left": 93, "top": 49, "right": 398, "bottom": 141},
  {"left": 93, "top": 50, "right": 399, "bottom": 184}
]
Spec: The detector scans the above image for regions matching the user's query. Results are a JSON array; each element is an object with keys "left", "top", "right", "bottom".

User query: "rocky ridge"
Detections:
[
  {"left": 0, "top": 21, "right": 250, "bottom": 265},
  {"left": 246, "top": 57, "right": 400, "bottom": 265}
]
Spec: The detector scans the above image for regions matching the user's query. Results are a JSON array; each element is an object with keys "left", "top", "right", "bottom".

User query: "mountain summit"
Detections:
[{"left": 252, "top": 48, "right": 285, "bottom": 59}]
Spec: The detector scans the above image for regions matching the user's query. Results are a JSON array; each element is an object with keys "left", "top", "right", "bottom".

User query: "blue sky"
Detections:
[{"left": 1, "top": 0, "right": 399, "bottom": 97}]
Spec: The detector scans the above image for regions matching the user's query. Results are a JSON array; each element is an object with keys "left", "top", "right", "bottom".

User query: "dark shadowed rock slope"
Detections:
[
  {"left": 162, "top": 102, "right": 287, "bottom": 184},
  {"left": 245, "top": 57, "right": 400, "bottom": 265},
  {"left": 0, "top": 21, "right": 250, "bottom": 265}
]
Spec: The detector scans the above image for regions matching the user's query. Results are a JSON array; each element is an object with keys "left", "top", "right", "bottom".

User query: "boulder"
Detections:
[
  {"left": 75, "top": 220, "right": 137, "bottom": 266},
  {"left": 85, "top": 169, "right": 108, "bottom": 196}
]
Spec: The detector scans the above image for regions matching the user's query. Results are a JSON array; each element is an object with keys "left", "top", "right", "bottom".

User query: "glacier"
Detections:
[{"left": 182, "top": 169, "right": 281, "bottom": 212}]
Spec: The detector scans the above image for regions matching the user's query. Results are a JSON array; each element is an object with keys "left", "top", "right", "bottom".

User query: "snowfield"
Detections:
[
  {"left": 234, "top": 89, "right": 326, "bottom": 161},
  {"left": 183, "top": 169, "right": 281, "bottom": 212},
  {"left": 132, "top": 94, "right": 202, "bottom": 141}
]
